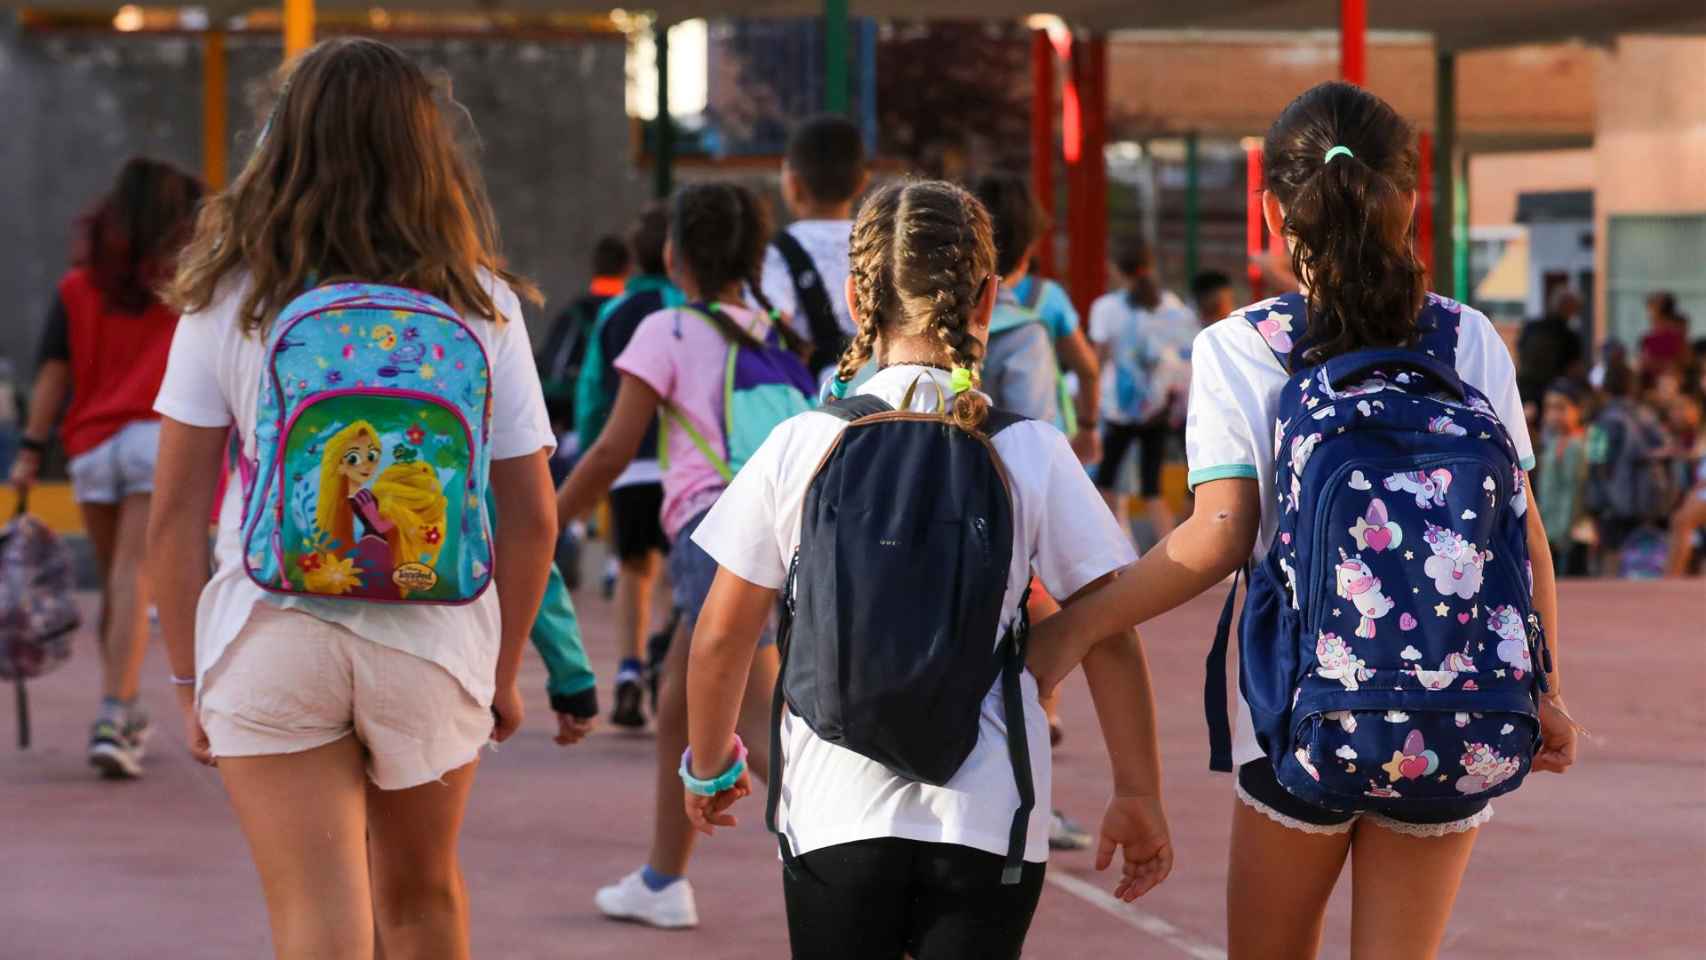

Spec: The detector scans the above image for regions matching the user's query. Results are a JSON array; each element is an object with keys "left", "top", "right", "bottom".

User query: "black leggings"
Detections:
[
  {"left": 1096, "top": 419, "right": 1171, "bottom": 497},
  {"left": 782, "top": 838, "right": 1046, "bottom": 960}
]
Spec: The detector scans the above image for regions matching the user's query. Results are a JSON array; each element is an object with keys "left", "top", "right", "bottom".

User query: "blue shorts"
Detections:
[
  {"left": 1236, "top": 757, "right": 1491, "bottom": 838},
  {"left": 668, "top": 508, "right": 775, "bottom": 648}
]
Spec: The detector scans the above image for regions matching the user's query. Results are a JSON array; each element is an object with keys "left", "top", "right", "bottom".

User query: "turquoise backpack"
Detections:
[
  {"left": 239, "top": 283, "right": 494, "bottom": 604},
  {"left": 987, "top": 281, "right": 1077, "bottom": 436},
  {"left": 659, "top": 304, "right": 815, "bottom": 481}
]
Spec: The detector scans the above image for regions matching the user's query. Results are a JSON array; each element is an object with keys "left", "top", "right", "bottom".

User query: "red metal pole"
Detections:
[
  {"left": 1340, "top": 0, "right": 1367, "bottom": 85},
  {"left": 1417, "top": 130, "right": 1436, "bottom": 281},
  {"left": 1031, "top": 30, "right": 1056, "bottom": 279},
  {"left": 1246, "top": 143, "right": 1265, "bottom": 301},
  {"left": 1065, "top": 32, "right": 1108, "bottom": 317}
]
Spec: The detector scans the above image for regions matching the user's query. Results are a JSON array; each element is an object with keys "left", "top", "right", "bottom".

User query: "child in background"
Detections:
[
  {"left": 1087, "top": 241, "right": 1199, "bottom": 541},
  {"left": 574, "top": 204, "right": 682, "bottom": 729},
  {"left": 761, "top": 114, "right": 868, "bottom": 381},
  {"left": 1538, "top": 381, "right": 1591, "bottom": 577},
  {"left": 150, "top": 39, "right": 559, "bottom": 958},
  {"left": 973, "top": 173, "right": 1100, "bottom": 462},
  {"left": 539, "top": 234, "right": 630, "bottom": 437},
  {"left": 681, "top": 180, "right": 1171, "bottom": 959},
  {"left": 558, "top": 182, "right": 813, "bottom": 930},
  {"left": 1192, "top": 270, "right": 1236, "bottom": 329}
]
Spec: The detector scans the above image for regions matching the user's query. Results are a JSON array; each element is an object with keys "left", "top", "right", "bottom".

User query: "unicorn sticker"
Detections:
[
  {"left": 1290, "top": 432, "right": 1323, "bottom": 476},
  {"left": 1422, "top": 522, "right": 1486, "bottom": 599},
  {"left": 1456, "top": 742, "right": 1521, "bottom": 794},
  {"left": 1316, "top": 631, "right": 1376, "bottom": 691},
  {"left": 1384, "top": 468, "right": 1453, "bottom": 509},
  {"left": 1336, "top": 552, "right": 1395, "bottom": 639},
  {"left": 1486, "top": 604, "right": 1532, "bottom": 677}
]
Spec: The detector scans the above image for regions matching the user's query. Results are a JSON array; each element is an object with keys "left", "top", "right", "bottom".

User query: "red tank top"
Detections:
[{"left": 55, "top": 269, "right": 180, "bottom": 458}]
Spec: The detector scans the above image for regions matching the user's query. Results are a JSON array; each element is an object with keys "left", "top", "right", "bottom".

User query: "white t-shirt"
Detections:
[
  {"left": 692, "top": 364, "right": 1136, "bottom": 863},
  {"left": 152, "top": 274, "right": 555, "bottom": 706},
  {"left": 1087, "top": 289, "right": 1199, "bottom": 425},
  {"left": 1184, "top": 296, "right": 1537, "bottom": 766},
  {"left": 760, "top": 220, "right": 855, "bottom": 342}
]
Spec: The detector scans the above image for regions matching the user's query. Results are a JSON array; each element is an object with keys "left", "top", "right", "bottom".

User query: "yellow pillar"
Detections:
[
  {"left": 202, "top": 30, "right": 228, "bottom": 188},
  {"left": 283, "top": 0, "right": 314, "bottom": 57}
]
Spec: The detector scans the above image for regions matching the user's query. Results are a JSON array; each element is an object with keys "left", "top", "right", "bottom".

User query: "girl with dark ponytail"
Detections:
[
  {"left": 556, "top": 180, "right": 813, "bottom": 930},
  {"left": 1029, "top": 83, "right": 1576, "bottom": 959}
]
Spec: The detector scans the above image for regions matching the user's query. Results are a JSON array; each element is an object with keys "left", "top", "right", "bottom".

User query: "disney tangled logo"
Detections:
[{"left": 392, "top": 562, "right": 439, "bottom": 593}]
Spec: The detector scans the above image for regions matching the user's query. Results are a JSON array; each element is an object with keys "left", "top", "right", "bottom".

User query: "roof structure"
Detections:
[{"left": 10, "top": 0, "right": 1706, "bottom": 52}]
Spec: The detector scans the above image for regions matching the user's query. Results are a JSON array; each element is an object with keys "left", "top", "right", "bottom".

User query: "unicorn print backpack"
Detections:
[
  {"left": 1208, "top": 292, "right": 1549, "bottom": 814},
  {"left": 239, "top": 283, "right": 495, "bottom": 604}
]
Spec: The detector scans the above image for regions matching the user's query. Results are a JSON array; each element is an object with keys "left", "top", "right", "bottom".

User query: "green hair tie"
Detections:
[
  {"left": 949, "top": 367, "right": 974, "bottom": 395},
  {"left": 1323, "top": 145, "right": 1355, "bottom": 164}
]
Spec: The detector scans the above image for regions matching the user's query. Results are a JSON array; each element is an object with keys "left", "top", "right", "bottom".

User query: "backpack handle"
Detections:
[{"left": 1323, "top": 348, "right": 1465, "bottom": 401}]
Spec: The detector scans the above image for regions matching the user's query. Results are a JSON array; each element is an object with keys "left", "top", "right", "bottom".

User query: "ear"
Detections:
[
  {"left": 844, "top": 275, "right": 862, "bottom": 328},
  {"left": 1261, "top": 191, "right": 1287, "bottom": 248},
  {"left": 970, "top": 275, "right": 997, "bottom": 341},
  {"left": 781, "top": 164, "right": 801, "bottom": 213}
]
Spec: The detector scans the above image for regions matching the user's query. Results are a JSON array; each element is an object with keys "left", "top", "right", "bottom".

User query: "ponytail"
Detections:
[{"left": 1263, "top": 82, "right": 1426, "bottom": 369}]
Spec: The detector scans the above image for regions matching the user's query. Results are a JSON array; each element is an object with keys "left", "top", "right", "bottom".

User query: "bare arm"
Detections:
[
  {"left": 1056, "top": 327, "right": 1100, "bottom": 426},
  {"left": 1081, "top": 619, "right": 1174, "bottom": 900},
  {"left": 10, "top": 360, "right": 69, "bottom": 488},
  {"left": 147, "top": 418, "right": 226, "bottom": 764},
  {"left": 1524, "top": 481, "right": 1576, "bottom": 773},
  {"left": 489, "top": 449, "right": 558, "bottom": 741},
  {"left": 683, "top": 566, "right": 778, "bottom": 834},
  {"left": 555, "top": 373, "right": 660, "bottom": 527},
  {"left": 1030, "top": 477, "right": 1260, "bottom": 677}
]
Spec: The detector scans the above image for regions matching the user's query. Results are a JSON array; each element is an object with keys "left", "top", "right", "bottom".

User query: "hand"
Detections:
[
  {"left": 9, "top": 449, "right": 40, "bottom": 491},
  {"left": 683, "top": 768, "right": 752, "bottom": 837},
  {"left": 554, "top": 712, "right": 596, "bottom": 746},
  {"left": 1071, "top": 427, "right": 1102, "bottom": 465},
  {"left": 491, "top": 680, "right": 524, "bottom": 743},
  {"left": 1533, "top": 694, "right": 1579, "bottom": 774},
  {"left": 1096, "top": 794, "right": 1173, "bottom": 902},
  {"left": 350, "top": 488, "right": 395, "bottom": 535},
  {"left": 175, "top": 683, "right": 215, "bottom": 766}
]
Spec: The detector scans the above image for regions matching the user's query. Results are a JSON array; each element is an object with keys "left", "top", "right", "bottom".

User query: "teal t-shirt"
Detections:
[{"left": 1010, "top": 275, "right": 1080, "bottom": 341}]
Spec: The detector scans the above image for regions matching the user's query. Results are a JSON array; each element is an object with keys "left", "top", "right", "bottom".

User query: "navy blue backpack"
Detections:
[{"left": 1207, "top": 292, "right": 1550, "bottom": 813}]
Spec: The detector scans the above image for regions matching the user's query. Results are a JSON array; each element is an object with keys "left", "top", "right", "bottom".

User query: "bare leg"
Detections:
[
  {"left": 1665, "top": 495, "right": 1706, "bottom": 576},
  {"left": 1349, "top": 819, "right": 1478, "bottom": 960},
  {"left": 367, "top": 759, "right": 480, "bottom": 960},
  {"left": 1226, "top": 796, "right": 1352, "bottom": 960},
  {"left": 100, "top": 494, "right": 153, "bottom": 702},
  {"left": 78, "top": 501, "right": 121, "bottom": 698},
  {"left": 220, "top": 736, "right": 374, "bottom": 960},
  {"left": 647, "top": 614, "right": 697, "bottom": 877},
  {"left": 615, "top": 550, "right": 662, "bottom": 663}
]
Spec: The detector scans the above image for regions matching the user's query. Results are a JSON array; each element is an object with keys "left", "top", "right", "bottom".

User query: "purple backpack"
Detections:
[{"left": 0, "top": 504, "right": 82, "bottom": 748}]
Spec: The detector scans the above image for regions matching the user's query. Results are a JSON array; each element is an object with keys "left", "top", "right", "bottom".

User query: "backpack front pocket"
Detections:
[{"left": 250, "top": 389, "right": 488, "bottom": 603}]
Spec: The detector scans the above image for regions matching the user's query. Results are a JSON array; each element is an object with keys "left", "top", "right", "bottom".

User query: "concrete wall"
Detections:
[
  {"left": 0, "top": 19, "right": 647, "bottom": 370},
  {"left": 1593, "top": 34, "right": 1706, "bottom": 345}
]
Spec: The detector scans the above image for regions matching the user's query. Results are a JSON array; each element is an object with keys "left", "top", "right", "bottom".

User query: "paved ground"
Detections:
[{"left": 3, "top": 575, "right": 1703, "bottom": 959}]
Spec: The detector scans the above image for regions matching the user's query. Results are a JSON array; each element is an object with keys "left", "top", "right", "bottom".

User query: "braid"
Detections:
[{"left": 837, "top": 186, "right": 901, "bottom": 387}]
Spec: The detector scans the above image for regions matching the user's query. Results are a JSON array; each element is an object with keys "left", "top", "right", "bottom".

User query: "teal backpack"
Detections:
[
  {"left": 574, "top": 277, "right": 685, "bottom": 451},
  {"left": 659, "top": 304, "right": 815, "bottom": 481},
  {"left": 239, "top": 283, "right": 493, "bottom": 604},
  {"left": 987, "top": 281, "right": 1076, "bottom": 436}
]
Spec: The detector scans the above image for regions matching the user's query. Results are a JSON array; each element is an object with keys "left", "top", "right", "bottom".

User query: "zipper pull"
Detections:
[{"left": 1527, "top": 614, "right": 1551, "bottom": 694}]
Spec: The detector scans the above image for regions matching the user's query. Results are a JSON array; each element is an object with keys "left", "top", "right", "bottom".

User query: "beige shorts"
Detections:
[{"left": 200, "top": 604, "right": 492, "bottom": 790}]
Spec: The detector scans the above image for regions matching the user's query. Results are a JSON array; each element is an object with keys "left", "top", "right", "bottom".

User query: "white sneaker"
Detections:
[{"left": 594, "top": 869, "right": 698, "bottom": 929}]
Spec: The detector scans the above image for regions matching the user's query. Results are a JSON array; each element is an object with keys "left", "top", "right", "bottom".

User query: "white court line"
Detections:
[{"left": 1046, "top": 872, "right": 1227, "bottom": 960}]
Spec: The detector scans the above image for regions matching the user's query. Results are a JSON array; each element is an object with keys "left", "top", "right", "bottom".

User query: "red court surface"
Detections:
[{"left": 4, "top": 576, "right": 1703, "bottom": 959}]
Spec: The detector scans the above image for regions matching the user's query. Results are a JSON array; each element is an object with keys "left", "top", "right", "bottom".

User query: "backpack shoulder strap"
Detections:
[
  {"left": 1413, "top": 294, "right": 1463, "bottom": 366},
  {"left": 771, "top": 230, "right": 844, "bottom": 368},
  {"left": 819, "top": 394, "right": 893, "bottom": 422},
  {"left": 1242, "top": 292, "right": 1310, "bottom": 370},
  {"left": 1020, "top": 276, "right": 1046, "bottom": 311},
  {"left": 982, "top": 409, "right": 1027, "bottom": 437}
]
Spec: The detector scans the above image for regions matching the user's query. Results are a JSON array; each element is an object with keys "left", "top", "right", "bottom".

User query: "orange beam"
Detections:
[
  {"left": 284, "top": 0, "right": 314, "bottom": 56},
  {"left": 202, "top": 30, "right": 227, "bottom": 189}
]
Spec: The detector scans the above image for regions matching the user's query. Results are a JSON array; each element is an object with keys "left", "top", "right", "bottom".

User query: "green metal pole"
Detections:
[
  {"left": 653, "top": 19, "right": 673, "bottom": 200},
  {"left": 1433, "top": 51, "right": 1457, "bottom": 298},
  {"left": 823, "top": 0, "right": 849, "bottom": 114},
  {"left": 1184, "top": 132, "right": 1200, "bottom": 286},
  {"left": 1453, "top": 151, "right": 1470, "bottom": 304}
]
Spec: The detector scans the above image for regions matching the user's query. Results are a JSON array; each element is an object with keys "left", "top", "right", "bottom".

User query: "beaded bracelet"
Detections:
[{"left": 679, "top": 734, "right": 748, "bottom": 797}]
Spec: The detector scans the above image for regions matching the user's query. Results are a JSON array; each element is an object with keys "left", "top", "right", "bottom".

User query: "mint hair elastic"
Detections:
[{"left": 1323, "top": 145, "right": 1355, "bottom": 164}]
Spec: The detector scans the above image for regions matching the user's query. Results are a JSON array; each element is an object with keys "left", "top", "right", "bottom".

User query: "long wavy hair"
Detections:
[
  {"left": 1263, "top": 82, "right": 1425, "bottom": 368},
  {"left": 168, "top": 37, "right": 536, "bottom": 333},
  {"left": 78, "top": 157, "right": 203, "bottom": 313}
]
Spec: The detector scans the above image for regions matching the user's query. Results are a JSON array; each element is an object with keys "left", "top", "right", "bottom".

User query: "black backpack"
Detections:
[
  {"left": 771, "top": 231, "right": 847, "bottom": 374},
  {"left": 766, "top": 393, "right": 1037, "bottom": 884}
]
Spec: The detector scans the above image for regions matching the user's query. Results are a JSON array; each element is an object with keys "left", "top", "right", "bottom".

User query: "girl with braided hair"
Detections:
[
  {"left": 680, "top": 180, "right": 1172, "bottom": 958},
  {"left": 558, "top": 180, "right": 812, "bottom": 929}
]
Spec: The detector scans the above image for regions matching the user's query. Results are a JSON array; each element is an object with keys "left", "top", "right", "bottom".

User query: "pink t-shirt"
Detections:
[{"left": 615, "top": 303, "right": 774, "bottom": 540}]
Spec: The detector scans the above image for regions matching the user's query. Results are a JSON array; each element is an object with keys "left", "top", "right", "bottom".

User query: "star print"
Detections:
[
  {"left": 1337, "top": 427, "right": 1347, "bottom": 434},
  {"left": 1434, "top": 602, "right": 1450, "bottom": 617},
  {"left": 1404, "top": 550, "right": 1415, "bottom": 560},
  {"left": 1413, "top": 588, "right": 1421, "bottom": 594},
  {"left": 1332, "top": 609, "right": 1342, "bottom": 617},
  {"left": 1437, "top": 773, "right": 1449, "bottom": 782},
  {"left": 1381, "top": 751, "right": 1407, "bottom": 783},
  {"left": 1479, "top": 432, "right": 1492, "bottom": 439},
  {"left": 1305, "top": 396, "right": 1319, "bottom": 408}
]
